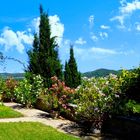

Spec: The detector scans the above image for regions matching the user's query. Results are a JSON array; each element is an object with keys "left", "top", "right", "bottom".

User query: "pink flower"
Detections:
[
  {"left": 52, "top": 83, "right": 57, "bottom": 88},
  {"left": 62, "top": 104, "right": 67, "bottom": 109},
  {"left": 51, "top": 76, "right": 58, "bottom": 82}
]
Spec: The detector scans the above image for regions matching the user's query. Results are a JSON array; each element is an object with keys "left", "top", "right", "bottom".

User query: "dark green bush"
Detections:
[{"left": 121, "top": 68, "right": 140, "bottom": 102}]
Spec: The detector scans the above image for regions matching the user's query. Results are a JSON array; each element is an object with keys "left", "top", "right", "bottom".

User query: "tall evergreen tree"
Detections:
[
  {"left": 27, "top": 5, "right": 62, "bottom": 88},
  {"left": 64, "top": 61, "right": 72, "bottom": 86},
  {"left": 27, "top": 33, "right": 39, "bottom": 74},
  {"left": 64, "top": 46, "right": 81, "bottom": 88}
]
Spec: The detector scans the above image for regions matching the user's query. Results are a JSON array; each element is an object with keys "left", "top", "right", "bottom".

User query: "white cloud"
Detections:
[
  {"left": 89, "top": 15, "right": 94, "bottom": 28},
  {"left": 63, "top": 39, "right": 71, "bottom": 46},
  {"left": 99, "top": 32, "right": 108, "bottom": 39},
  {"left": 91, "top": 35, "right": 98, "bottom": 42},
  {"left": 120, "top": 0, "right": 127, "bottom": 6},
  {"left": 73, "top": 46, "right": 118, "bottom": 62},
  {"left": 60, "top": 38, "right": 135, "bottom": 72},
  {"left": 31, "top": 15, "right": 64, "bottom": 45},
  {"left": 32, "top": 17, "right": 40, "bottom": 33},
  {"left": 75, "top": 37, "right": 87, "bottom": 45},
  {"left": 120, "top": 0, "right": 140, "bottom": 14},
  {"left": 90, "top": 47, "right": 116, "bottom": 55},
  {"left": 119, "top": 50, "right": 134, "bottom": 56},
  {"left": 49, "top": 15, "right": 64, "bottom": 45},
  {"left": 74, "top": 46, "right": 134, "bottom": 61},
  {"left": 0, "top": 15, "right": 64, "bottom": 53},
  {"left": 0, "top": 27, "right": 33, "bottom": 53},
  {"left": 111, "top": 0, "right": 140, "bottom": 28},
  {"left": 111, "top": 15, "right": 125, "bottom": 28},
  {"left": 135, "top": 22, "right": 140, "bottom": 31},
  {"left": 17, "top": 31, "right": 33, "bottom": 45},
  {"left": 100, "top": 25, "right": 110, "bottom": 29}
]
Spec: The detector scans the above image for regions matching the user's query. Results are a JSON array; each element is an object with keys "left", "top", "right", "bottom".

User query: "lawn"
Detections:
[
  {"left": 0, "top": 104, "right": 23, "bottom": 118},
  {"left": 0, "top": 122, "right": 79, "bottom": 140}
]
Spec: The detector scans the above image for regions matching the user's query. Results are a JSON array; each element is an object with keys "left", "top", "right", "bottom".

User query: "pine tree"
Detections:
[
  {"left": 64, "top": 46, "right": 81, "bottom": 88},
  {"left": 27, "top": 5, "right": 62, "bottom": 88}
]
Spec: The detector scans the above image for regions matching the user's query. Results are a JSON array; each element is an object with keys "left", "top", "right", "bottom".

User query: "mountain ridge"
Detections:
[
  {"left": 0, "top": 68, "right": 124, "bottom": 79},
  {"left": 0, "top": 73, "right": 24, "bottom": 80},
  {"left": 82, "top": 68, "right": 122, "bottom": 78}
]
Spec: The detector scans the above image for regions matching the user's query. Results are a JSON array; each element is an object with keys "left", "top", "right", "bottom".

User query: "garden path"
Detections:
[
  {"left": 0, "top": 102, "right": 118, "bottom": 140},
  {"left": 2, "top": 102, "right": 81, "bottom": 137}
]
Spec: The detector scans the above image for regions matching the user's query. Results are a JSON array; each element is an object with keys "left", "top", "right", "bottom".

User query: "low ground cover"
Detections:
[{"left": 0, "top": 122, "right": 79, "bottom": 140}]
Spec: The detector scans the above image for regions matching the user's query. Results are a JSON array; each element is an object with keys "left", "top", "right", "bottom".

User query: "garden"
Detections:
[
  {"left": 0, "top": 67, "right": 140, "bottom": 139},
  {"left": 0, "top": 5, "right": 140, "bottom": 140}
]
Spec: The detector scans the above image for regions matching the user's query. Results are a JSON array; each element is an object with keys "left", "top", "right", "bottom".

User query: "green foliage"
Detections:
[
  {"left": 121, "top": 68, "right": 140, "bottom": 102},
  {"left": 4, "top": 78, "right": 17, "bottom": 101},
  {"left": 27, "top": 33, "right": 39, "bottom": 75},
  {"left": 124, "top": 100, "right": 140, "bottom": 114},
  {"left": 75, "top": 74, "right": 123, "bottom": 129},
  {"left": 14, "top": 75, "right": 43, "bottom": 108},
  {"left": 27, "top": 5, "right": 62, "bottom": 88},
  {"left": 0, "top": 77, "right": 6, "bottom": 100},
  {"left": 49, "top": 76, "right": 75, "bottom": 111},
  {"left": 35, "top": 93, "right": 53, "bottom": 112},
  {"left": 0, "top": 122, "right": 79, "bottom": 140},
  {"left": 64, "top": 61, "right": 72, "bottom": 87},
  {"left": 64, "top": 46, "right": 81, "bottom": 88},
  {"left": 0, "top": 77, "right": 17, "bottom": 102},
  {"left": 39, "top": 76, "right": 75, "bottom": 118}
]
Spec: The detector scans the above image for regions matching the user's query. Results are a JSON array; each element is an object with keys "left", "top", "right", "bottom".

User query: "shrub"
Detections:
[
  {"left": 14, "top": 75, "right": 43, "bottom": 108},
  {"left": 35, "top": 92, "right": 53, "bottom": 112},
  {"left": 48, "top": 76, "right": 75, "bottom": 119},
  {"left": 1, "top": 77, "right": 17, "bottom": 102},
  {"left": 75, "top": 74, "right": 123, "bottom": 130},
  {"left": 120, "top": 68, "right": 140, "bottom": 102},
  {"left": 124, "top": 100, "right": 140, "bottom": 114},
  {"left": 0, "top": 77, "right": 5, "bottom": 101}
]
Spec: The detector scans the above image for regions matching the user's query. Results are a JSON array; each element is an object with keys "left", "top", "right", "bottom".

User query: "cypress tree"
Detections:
[
  {"left": 27, "top": 33, "right": 39, "bottom": 74},
  {"left": 64, "top": 46, "right": 81, "bottom": 88},
  {"left": 64, "top": 61, "right": 72, "bottom": 86},
  {"left": 27, "top": 5, "right": 62, "bottom": 88}
]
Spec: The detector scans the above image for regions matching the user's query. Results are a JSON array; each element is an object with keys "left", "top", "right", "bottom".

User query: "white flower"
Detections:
[{"left": 115, "top": 94, "right": 120, "bottom": 98}]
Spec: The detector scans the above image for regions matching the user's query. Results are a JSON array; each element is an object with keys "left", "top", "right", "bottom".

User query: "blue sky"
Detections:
[{"left": 0, "top": 0, "right": 140, "bottom": 73}]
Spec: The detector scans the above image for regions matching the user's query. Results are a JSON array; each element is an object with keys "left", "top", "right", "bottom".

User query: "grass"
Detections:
[
  {"left": 0, "top": 104, "right": 23, "bottom": 118},
  {"left": 0, "top": 122, "right": 79, "bottom": 140}
]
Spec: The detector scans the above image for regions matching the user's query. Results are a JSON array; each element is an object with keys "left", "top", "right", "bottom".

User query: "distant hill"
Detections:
[
  {"left": 0, "top": 68, "right": 127, "bottom": 79},
  {"left": 0, "top": 73, "right": 24, "bottom": 80},
  {"left": 82, "top": 68, "right": 122, "bottom": 78}
]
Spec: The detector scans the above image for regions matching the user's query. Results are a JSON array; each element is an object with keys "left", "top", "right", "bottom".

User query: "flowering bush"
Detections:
[
  {"left": 48, "top": 76, "right": 75, "bottom": 118},
  {"left": 1, "top": 77, "right": 17, "bottom": 102},
  {"left": 0, "top": 77, "right": 6, "bottom": 101},
  {"left": 14, "top": 75, "right": 43, "bottom": 108},
  {"left": 75, "top": 74, "right": 123, "bottom": 129}
]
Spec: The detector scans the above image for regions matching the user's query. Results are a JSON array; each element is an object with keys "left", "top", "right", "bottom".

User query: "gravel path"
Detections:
[
  {"left": 2, "top": 102, "right": 80, "bottom": 137},
  {"left": 1, "top": 102, "right": 118, "bottom": 140}
]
